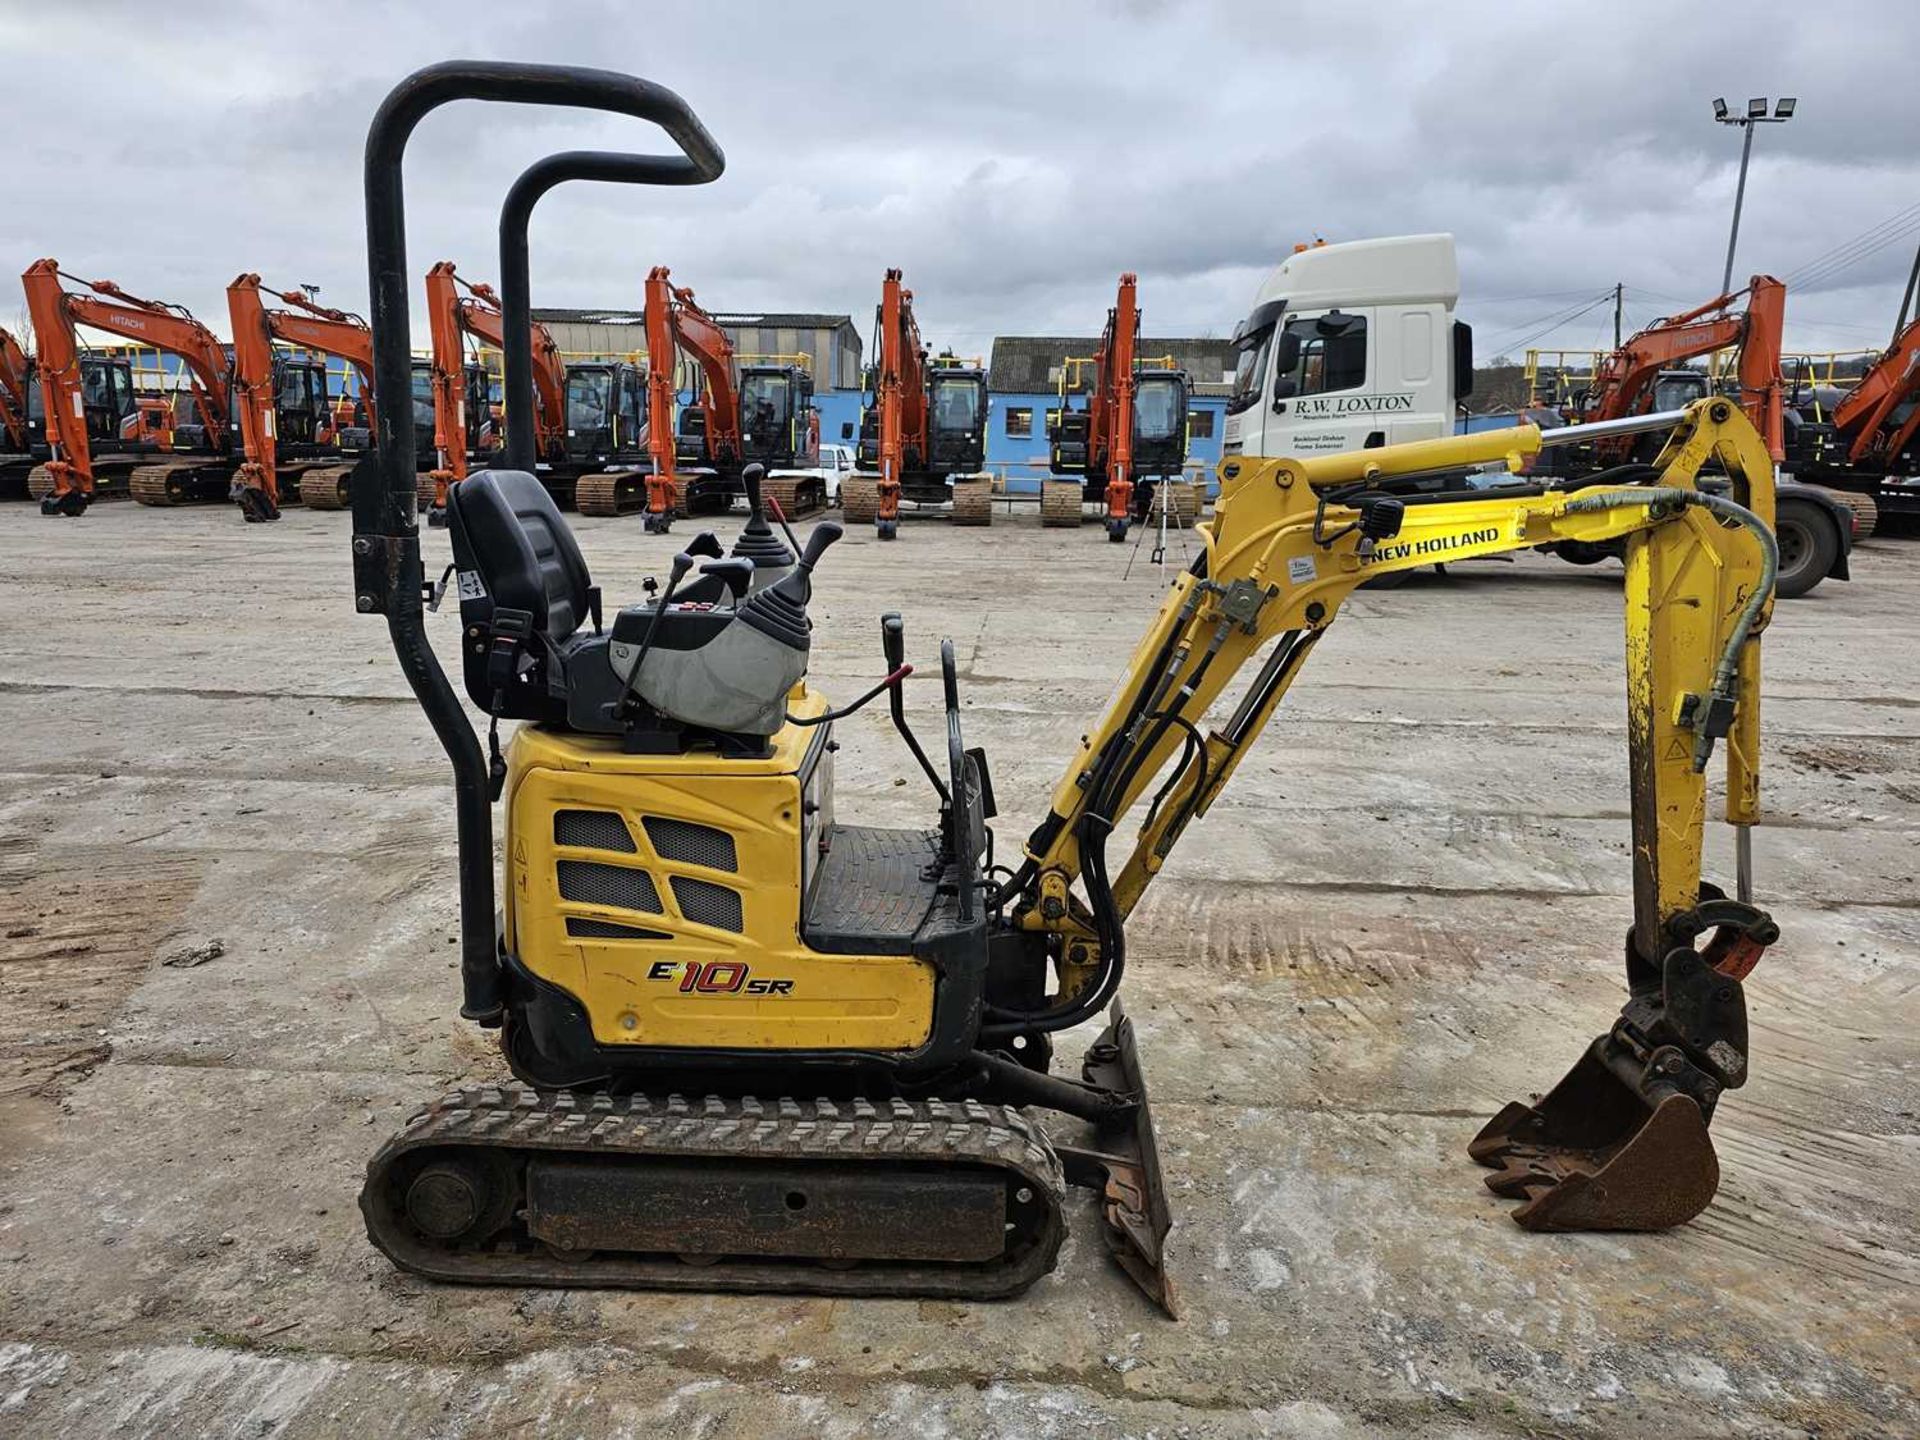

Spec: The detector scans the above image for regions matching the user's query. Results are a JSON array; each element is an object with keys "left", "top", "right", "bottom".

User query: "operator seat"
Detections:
[
  {"left": 447, "top": 468, "right": 599, "bottom": 727},
  {"left": 446, "top": 467, "right": 840, "bottom": 751}
]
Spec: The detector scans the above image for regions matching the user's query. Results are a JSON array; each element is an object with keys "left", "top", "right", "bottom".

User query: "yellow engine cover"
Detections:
[{"left": 503, "top": 692, "right": 936, "bottom": 1053}]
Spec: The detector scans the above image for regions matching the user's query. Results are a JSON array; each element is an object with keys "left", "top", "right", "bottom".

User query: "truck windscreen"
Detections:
[{"left": 1230, "top": 326, "right": 1273, "bottom": 415}]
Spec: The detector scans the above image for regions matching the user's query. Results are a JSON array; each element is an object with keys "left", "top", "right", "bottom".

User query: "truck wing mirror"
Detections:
[
  {"left": 1273, "top": 329, "right": 1301, "bottom": 376},
  {"left": 1272, "top": 376, "right": 1298, "bottom": 404}
]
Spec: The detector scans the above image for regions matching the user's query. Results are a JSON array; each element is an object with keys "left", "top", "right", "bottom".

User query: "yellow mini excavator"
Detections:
[{"left": 350, "top": 65, "right": 1780, "bottom": 1314}]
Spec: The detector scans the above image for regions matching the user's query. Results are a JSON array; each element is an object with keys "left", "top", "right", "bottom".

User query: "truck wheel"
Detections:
[{"left": 1773, "top": 497, "right": 1839, "bottom": 599}]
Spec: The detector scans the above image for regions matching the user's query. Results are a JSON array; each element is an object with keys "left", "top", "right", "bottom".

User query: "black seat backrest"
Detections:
[
  {"left": 448, "top": 470, "right": 591, "bottom": 644},
  {"left": 446, "top": 470, "right": 594, "bottom": 722}
]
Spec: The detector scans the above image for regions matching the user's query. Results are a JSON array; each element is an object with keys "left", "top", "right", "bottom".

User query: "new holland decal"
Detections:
[{"left": 1362, "top": 526, "right": 1501, "bottom": 565}]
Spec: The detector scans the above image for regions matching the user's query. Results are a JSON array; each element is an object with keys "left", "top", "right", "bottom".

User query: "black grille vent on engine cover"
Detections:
[
  {"left": 643, "top": 816, "right": 738, "bottom": 871},
  {"left": 557, "top": 860, "right": 662, "bottom": 912},
  {"left": 566, "top": 917, "right": 671, "bottom": 941},
  {"left": 671, "top": 876, "right": 744, "bottom": 932},
  {"left": 554, "top": 810, "right": 637, "bottom": 853}
]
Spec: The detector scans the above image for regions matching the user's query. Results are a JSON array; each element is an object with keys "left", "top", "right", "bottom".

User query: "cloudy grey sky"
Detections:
[{"left": 4, "top": 0, "right": 1917, "bottom": 367}]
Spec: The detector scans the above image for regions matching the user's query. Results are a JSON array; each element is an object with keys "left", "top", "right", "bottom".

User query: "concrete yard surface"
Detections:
[{"left": 0, "top": 499, "right": 1915, "bottom": 1439}]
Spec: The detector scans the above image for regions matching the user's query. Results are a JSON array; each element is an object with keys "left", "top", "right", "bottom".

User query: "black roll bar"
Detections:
[
  {"left": 498, "top": 150, "right": 713, "bottom": 471},
  {"left": 352, "top": 61, "right": 722, "bottom": 1022}
]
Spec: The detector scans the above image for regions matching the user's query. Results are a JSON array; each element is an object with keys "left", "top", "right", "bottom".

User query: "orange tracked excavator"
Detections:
[
  {"left": 1, "top": 322, "right": 152, "bottom": 503},
  {"left": 425, "top": 260, "right": 652, "bottom": 520},
  {"left": 842, "top": 268, "right": 990, "bottom": 538},
  {"left": 1045, "top": 273, "right": 1194, "bottom": 541},
  {"left": 0, "top": 325, "right": 34, "bottom": 497},
  {"left": 1784, "top": 304, "right": 1920, "bottom": 531},
  {"left": 1562, "top": 275, "right": 1788, "bottom": 460},
  {"left": 227, "top": 275, "right": 378, "bottom": 511},
  {"left": 1532, "top": 275, "right": 1856, "bottom": 594},
  {"left": 637, "top": 265, "right": 825, "bottom": 533},
  {"left": 22, "top": 258, "right": 273, "bottom": 518},
  {"left": 422, "top": 262, "right": 524, "bottom": 522}
]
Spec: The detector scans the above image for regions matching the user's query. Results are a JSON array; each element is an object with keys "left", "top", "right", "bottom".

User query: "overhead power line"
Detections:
[{"left": 1785, "top": 201, "right": 1920, "bottom": 292}]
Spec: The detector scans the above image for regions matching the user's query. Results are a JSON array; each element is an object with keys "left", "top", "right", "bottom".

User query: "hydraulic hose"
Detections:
[{"left": 1560, "top": 486, "right": 1778, "bottom": 770}]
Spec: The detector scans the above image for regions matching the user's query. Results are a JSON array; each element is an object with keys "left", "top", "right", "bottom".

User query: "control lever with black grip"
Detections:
[{"left": 880, "top": 610, "right": 949, "bottom": 802}]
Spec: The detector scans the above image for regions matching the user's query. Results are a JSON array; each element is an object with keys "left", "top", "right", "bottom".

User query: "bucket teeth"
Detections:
[{"left": 1472, "top": 1091, "right": 1720, "bottom": 1231}]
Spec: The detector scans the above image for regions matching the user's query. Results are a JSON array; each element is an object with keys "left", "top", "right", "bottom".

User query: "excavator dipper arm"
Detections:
[
  {"left": 1010, "top": 398, "right": 1779, "bottom": 1233},
  {"left": 640, "top": 266, "right": 743, "bottom": 527},
  {"left": 423, "top": 262, "right": 568, "bottom": 511}
]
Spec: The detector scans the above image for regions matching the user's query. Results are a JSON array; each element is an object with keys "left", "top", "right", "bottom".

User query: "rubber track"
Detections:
[
  {"left": 763, "top": 474, "right": 825, "bottom": 518},
  {"left": 1041, "top": 479, "right": 1085, "bottom": 528},
  {"left": 361, "top": 1084, "right": 1068, "bottom": 1299},
  {"left": 1811, "top": 484, "right": 1878, "bottom": 540},
  {"left": 950, "top": 477, "right": 993, "bottom": 526},
  {"left": 840, "top": 473, "right": 880, "bottom": 523},
  {"left": 298, "top": 466, "right": 355, "bottom": 510},
  {"left": 574, "top": 471, "right": 649, "bottom": 517},
  {"left": 129, "top": 463, "right": 192, "bottom": 507},
  {"left": 29, "top": 463, "right": 134, "bottom": 503}
]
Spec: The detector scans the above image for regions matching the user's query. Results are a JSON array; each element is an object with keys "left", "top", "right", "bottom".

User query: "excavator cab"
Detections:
[
  {"left": 1133, "top": 371, "right": 1191, "bottom": 474},
  {"left": 267, "top": 356, "right": 332, "bottom": 447},
  {"left": 409, "top": 361, "right": 438, "bottom": 453},
  {"left": 563, "top": 361, "right": 646, "bottom": 463},
  {"left": 738, "top": 364, "right": 816, "bottom": 467},
  {"left": 75, "top": 358, "right": 142, "bottom": 450},
  {"left": 926, "top": 366, "right": 987, "bottom": 472}
]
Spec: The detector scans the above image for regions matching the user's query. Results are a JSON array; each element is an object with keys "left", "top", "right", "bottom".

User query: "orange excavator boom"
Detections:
[
  {"left": 227, "top": 274, "right": 379, "bottom": 507},
  {"left": 0, "top": 326, "right": 29, "bottom": 453},
  {"left": 423, "top": 261, "right": 567, "bottom": 509},
  {"left": 874, "top": 268, "right": 930, "bottom": 498},
  {"left": 1092, "top": 273, "right": 1140, "bottom": 520},
  {"left": 1830, "top": 312, "right": 1920, "bottom": 467},
  {"left": 1584, "top": 275, "right": 1785, "bottom": 461}
]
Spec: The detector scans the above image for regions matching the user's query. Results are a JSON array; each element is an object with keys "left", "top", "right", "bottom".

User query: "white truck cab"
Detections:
[{"left": 1223, "top": 234, "right": 1472, "bottom": 459}]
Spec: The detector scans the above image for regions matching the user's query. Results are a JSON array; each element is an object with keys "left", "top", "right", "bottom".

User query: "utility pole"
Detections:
[
  {"left": 1713, "top": 97, "right": 1796, "bottom": 296},
  {"left": 1613, "top": 283, "right": 1623, "bottom": 348},
  {"left": 1894, "top": 239, "right": 1920, "bottom": 346}
]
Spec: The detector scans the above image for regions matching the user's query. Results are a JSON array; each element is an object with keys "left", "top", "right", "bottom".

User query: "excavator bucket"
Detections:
[
  {"left": 1469, "top": 1037, "right": 1720, "bottom": 1231},
  {"left": 1471, "top": 899, "right": 1776, "bottom": 1232}
]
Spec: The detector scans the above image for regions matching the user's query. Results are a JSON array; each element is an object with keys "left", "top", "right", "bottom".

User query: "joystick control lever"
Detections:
[
  {"left": 699, "top": 557, "right": 755, "bottom": 603},
  {"left": 617, "top": 550, "right": 695, "bottom": 712},
  {"left": 730, "top": 463, "right": 797, "bottom": 573},
  {"left": 880, "top": 611, "right": 948, "bottom": 802}
]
